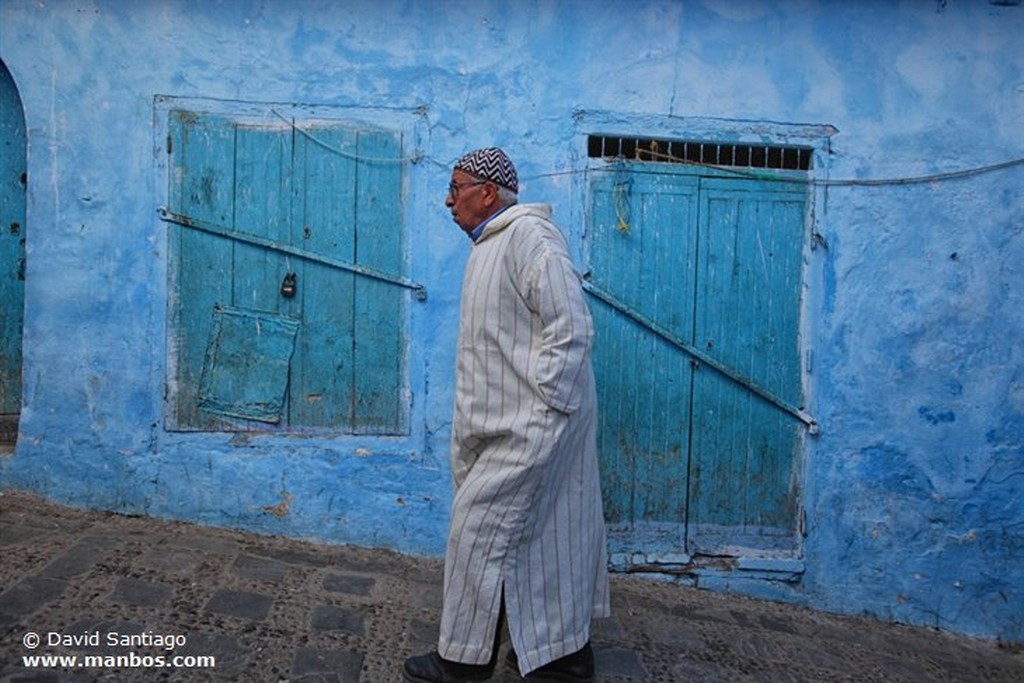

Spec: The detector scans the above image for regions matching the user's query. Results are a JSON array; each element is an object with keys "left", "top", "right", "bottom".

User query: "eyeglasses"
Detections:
[{"left": 448, "top": 179, "right": 488, "bottom": 198}]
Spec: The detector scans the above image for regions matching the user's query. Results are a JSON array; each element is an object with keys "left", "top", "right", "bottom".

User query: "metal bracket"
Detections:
[
  {"left": 158, "top": 208, "right": 427, "bottom": 302},
  {"left": 582, "top": 279, "right": 818, "bottom": 434}
]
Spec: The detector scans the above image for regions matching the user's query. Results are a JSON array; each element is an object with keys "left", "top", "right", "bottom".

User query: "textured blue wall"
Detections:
[{"left": 0, "top": 0, "right": 1021, "bottom": 642}]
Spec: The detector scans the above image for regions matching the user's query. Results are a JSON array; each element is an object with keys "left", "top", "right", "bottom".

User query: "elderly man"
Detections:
[{"left": 403, "top": 148, "right": 610, "bottom": 683}]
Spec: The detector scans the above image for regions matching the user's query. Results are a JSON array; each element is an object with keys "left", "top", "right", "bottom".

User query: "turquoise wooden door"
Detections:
[
  {"left": 587, "top": 164, "right": 808, "bottom": 559},
  {"left": 588, "top": 168, "right": 700, "bottom": 555},
  {"left": 688, "top": 178, "right": 808, "bottom": 553},
  {"left": 0, "top": 61, "right": 26, "bottom": 446},
  {"left": 165, "top": 110, "right": 407, "bottom": 434}
]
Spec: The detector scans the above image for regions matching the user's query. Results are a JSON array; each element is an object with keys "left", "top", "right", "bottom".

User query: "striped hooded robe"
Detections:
[{"left": 438, "top": 202, "right": 611, "bottom": 675}]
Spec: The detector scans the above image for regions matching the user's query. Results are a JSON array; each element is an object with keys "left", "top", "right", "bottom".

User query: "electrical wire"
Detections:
[
  {"left": 268, "top": 108, "right": 1024, "bottom": 189},
  {"left": 525, "top": 150, "right": 1024, "bottom": 189},
  {"left": 818, "top": 156, "right": 1024, "bottom": 187},
  {"left": 269, "top": 108, "right": 425, "bottom": 164}
]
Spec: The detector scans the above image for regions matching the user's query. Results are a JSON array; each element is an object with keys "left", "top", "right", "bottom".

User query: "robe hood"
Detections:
[{"left": 475, "top": 203, "right": 553, "bottom": 244}]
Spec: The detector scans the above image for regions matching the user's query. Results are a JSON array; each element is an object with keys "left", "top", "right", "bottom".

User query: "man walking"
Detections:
[{"left": 403, "top": 148, "right": 609, "bottom": 682}]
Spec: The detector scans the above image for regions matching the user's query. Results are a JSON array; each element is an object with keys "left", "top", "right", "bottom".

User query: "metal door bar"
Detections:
[
  {"left": 582, "top": 279, "right": 818, "bottom": 433},
  {"left": 158, "top": 208, "right": 427, "bottom": 301}
]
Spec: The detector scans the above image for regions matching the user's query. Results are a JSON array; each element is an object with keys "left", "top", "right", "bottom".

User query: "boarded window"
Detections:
[{"left": 165, "top": 109, "right": 407, "bottom": 434}]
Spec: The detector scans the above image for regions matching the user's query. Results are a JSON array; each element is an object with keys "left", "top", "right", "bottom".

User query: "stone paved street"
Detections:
[{"left": 1, "top": 490, "right": 1022, "bottom": 682}]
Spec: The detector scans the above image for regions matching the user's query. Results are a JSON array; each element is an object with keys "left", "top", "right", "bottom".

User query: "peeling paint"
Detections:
[{"left": 259, "top": 492, "right": 291, "bottom": 518}]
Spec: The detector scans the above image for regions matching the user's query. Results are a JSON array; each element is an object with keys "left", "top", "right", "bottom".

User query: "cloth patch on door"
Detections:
[{"left": 198, "top": 305, "right": 300, "bottom": 423}]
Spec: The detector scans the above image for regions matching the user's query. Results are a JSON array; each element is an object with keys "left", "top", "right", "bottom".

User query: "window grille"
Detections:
[{"left": 588, "top": 135, "right": 812, "bottom": 171}]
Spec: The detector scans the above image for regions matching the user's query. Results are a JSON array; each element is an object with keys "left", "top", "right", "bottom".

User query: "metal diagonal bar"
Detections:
[
  {"left": 158, "top": 208, "right": 427, "bottom": 301},
  {"left": 582, "top": 280, "right": 818, "bottom": 434}
]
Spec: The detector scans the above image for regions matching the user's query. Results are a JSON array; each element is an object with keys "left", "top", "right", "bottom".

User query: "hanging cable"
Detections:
[
  {"left": 259, "top": 111, "right": 1024, "bottom": 191},
  {"left": 269, "top": 108, "right": 424, "bottom": 164},
  {"left": 559, "top": 149, "right": 1024, "bottom": 189},
  {"left": 818, "top": 156, "right": 1024, "bottom": 187}
]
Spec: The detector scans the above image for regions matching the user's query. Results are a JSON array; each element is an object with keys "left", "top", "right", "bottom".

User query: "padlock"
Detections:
[{"left": 280, "top": 272, "right": 297, "bottom": 298}]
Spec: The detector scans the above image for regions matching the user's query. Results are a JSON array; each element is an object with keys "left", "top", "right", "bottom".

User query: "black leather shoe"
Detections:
[
  {"left": 403, "top": 650, "right": 494, "bottom": 683},
  {"left": 506, "top": 642, "right": 595, "bottom": 682}
]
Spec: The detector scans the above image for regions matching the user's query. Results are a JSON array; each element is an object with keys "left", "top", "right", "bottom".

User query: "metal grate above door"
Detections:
[{"left": 588, "top": 135, "right": 812, "bottom": 171}]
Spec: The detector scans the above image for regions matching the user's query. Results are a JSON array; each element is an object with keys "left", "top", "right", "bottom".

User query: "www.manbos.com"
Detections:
[{"left": 23, "top": 652, "right": 216, "bottom": 670}]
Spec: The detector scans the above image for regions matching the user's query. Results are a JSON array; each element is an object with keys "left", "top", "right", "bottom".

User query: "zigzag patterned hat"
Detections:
[{"left": 454, "top": 147, "right": 519, "bottom": 193}]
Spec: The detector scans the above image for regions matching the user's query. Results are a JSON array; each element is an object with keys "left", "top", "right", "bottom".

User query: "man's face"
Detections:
[{"left": 445, "top": 169, "right": 495, "bottom": 235}]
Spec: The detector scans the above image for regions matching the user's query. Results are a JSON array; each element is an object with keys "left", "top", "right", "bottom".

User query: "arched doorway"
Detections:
[{"left": 0, "top": 60, "right": 26, "bottom": 451}]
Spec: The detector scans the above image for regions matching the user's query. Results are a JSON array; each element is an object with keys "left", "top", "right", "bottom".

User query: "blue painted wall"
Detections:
[{"left": 1, "top": 0, "right": 1021, "bottom": 642}]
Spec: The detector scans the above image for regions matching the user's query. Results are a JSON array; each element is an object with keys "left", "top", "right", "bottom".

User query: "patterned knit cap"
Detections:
[{"left": 453, "top": 147, "right": 519, "bottom": 193}]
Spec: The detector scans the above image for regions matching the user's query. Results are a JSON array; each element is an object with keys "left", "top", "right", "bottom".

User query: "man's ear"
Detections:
[{"left": 484, "top": 182, "right": 499, "bottom": 207}]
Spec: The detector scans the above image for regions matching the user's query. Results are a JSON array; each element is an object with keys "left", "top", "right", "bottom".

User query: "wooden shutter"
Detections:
[{"left": 166, "top": 110, "right": 406, "bottom": 434}]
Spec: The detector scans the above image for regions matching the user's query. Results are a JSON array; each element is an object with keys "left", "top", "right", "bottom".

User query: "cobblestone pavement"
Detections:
[{"left": 1, "top": 490, "right": 1021, "bottom": 682}]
